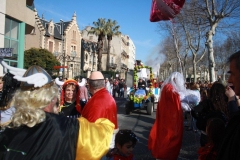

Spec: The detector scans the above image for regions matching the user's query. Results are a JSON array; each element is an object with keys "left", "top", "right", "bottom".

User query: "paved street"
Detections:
[{"left": 115, "top": 97, "right": 200, "bottom": 160}]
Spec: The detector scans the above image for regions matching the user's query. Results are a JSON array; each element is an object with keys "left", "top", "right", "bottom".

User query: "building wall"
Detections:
[
  {"left": 63, "top": 15, "right": 81, "bottom": 78},
  {"left": 109, "top": 35, "right": 121, "bottom": 74},
  {"left": 0, "top": 0, "right": 6, "bottom": 48},
  {"left": 0, "top": 0, "right": 6, "bottom": 76},
  {"left": 25, "top": 12, "right": 82, "bottom": 79},
  {"left": 6, "top": 0, "right": 35, "bottom": 32},
  {"left": 2, "top": 0, "right": 35, "bottom": 70},
  {"left": 81, "top": 26, "right": 133, "bottom": 79},
  {"left": 81, "top": 26, "right": 99, "bottom": 77},
  {"left": 128, "top": 38, "right": 136, "bottom": 70},
  {"left": 25, "top": 19, "right": 42, "bottom": 50}
]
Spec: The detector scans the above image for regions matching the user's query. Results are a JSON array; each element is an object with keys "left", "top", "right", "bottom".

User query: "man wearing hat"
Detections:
[
  {"left": 0, "top": 63, "right": 114, "bottom": 160},
  {"left": 81, "top": 71, "right": 118, "bottom": 149},
  {"left": 138, "top": 77, "right": 146, "bottom": 89}
]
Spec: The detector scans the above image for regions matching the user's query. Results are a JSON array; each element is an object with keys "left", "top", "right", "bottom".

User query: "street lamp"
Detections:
[{"left": 54, "top": 50, "right": 76, "bottom": 79}]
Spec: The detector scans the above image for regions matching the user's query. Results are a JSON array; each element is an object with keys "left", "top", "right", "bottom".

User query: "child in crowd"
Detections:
[
  {"left": 198, "top": 118, "right": 226, "bottom": 160},
  {"left": 106, "top": 129, "right": 138, "bottom": 160}
]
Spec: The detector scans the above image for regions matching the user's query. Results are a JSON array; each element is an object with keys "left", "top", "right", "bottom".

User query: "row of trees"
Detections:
[
  {"left": 87, "top": 18, "right": 121, "bottom": 71},
  {"left": 156, "top": 0, "right": 240, "bottom": 82}
]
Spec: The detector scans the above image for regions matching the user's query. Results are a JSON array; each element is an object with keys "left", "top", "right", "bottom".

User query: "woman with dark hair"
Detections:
[
  {"left": 186, "top": 83, "right": 200, "bottom": 132},
  {"left": 198, "top": 118, "right": 226, "bottom": 160},
  {"left": 0, "top": 73, "right": 21, "bottom": 130},
  {"left": 192, "top": 82, "right": 229, "bottom": 147}
]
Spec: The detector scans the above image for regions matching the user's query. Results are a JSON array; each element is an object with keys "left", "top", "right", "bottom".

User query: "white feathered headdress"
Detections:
[
  {"left": 55, "top": 77, "right": 86, "bottom": 87},
  {"left": 1, "top": 61, "right": 53, "bottom": 89}
]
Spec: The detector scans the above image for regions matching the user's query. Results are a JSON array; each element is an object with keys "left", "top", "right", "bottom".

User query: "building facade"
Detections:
[
  {"left": 127, "top": 37, "right": 136, "bottom": 70},
  {"left": 0, "top": 0, "right": 35, "bottom": 76},
  {"left": 25, "top": 12, "right": 82, "bottom": 79},
  {"left": 81, "top": 26, "right": 136, "bottom": 79},
  {"left": 80, "top": 26, "right": 98, "bottom": 78}
]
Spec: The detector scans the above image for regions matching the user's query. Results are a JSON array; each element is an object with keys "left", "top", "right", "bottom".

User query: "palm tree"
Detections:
[
  {"left": 87, "top": 18, "right": 108, "bottom": 71},
  {"left": 106, "top": 19, "right": 121, "bottom": 71}
]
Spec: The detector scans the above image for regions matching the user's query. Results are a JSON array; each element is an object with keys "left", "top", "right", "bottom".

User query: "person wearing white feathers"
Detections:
[{"left": 0, "top": 62, "right": 114, "bottom": 160}]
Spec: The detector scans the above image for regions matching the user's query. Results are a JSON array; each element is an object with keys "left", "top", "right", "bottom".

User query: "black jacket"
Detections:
[{"left": 191, "top": 99, "right": 228, "bottom": 132}]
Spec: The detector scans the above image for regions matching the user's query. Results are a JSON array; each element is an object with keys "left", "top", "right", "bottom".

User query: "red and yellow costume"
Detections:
[
  {"left": 0, "top": 113, "right": 114, "bottom": 160},
  {"left": 148, "top": 83, "right": 183, "bottom": 159},
  {"left": 81, "top": 88, "right": 118, "bottom": 129}
]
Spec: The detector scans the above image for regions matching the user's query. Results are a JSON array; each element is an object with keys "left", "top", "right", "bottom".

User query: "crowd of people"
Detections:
[
  {"left": 1, "top": 50, "right": 240, "bottom": 159},
  {"left": 104, "top": 78, "right": 127, "bottom": 98},
  {"left": 148, "top": 50, "right": 240, "bottom": 160},
  {"left": 0, "top": 65, "right": 136, "bottom": 159}
]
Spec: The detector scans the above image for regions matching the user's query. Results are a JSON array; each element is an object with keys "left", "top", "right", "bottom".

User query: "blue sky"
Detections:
[{"left": 34, "top": 0, "right": 166, "bottom": 72}]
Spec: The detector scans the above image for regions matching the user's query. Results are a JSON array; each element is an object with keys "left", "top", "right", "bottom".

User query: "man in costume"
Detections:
[
  {"left": 217, "top": 50, "right": 240, "bottom": 159},
  {"left": 81, "top": 71, "right": 118, "bottom": 149},
  {"left": 148, "top": 72, "right": 192, "bottom": 159},
  {"left": 138, "top": 78, "right": 146, "bottom": 89},
  {"left": 0, "top": 63, "right": 114, "bottom": 160}
]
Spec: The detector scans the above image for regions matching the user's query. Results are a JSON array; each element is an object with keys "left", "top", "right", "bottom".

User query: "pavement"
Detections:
[
  {"left": 178, "top": 120, "right": 201, "bottom": 160},
  {"left": 115, "top": 94, "right": 201, "bottom": 160},
  {"left": 132, "top": 118, "right": 201, "bottom": 160}
]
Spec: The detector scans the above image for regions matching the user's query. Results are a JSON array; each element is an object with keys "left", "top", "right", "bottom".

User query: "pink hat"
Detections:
[{"left": 89, "top": 71, "right": 104, "bottom": 80}]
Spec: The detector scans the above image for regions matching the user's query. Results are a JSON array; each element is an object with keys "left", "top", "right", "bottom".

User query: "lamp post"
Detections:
[
  {"left": 54, "top": 50, "right": 76, "bottom": 79},
  {"left": 60, "top": 19, "right": 65, "bottom": 78}
]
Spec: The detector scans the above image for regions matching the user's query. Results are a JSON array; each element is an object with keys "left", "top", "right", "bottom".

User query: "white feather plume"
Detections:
[
  {"left": 1, "top": 61, "right": 26, "bottom": 77},
  {"left": 79, "top": 78, "right": 86, "bottom": 87},
  {"left": 14, "top": 73, "right": 49, "bottom": 88},
  {"left": 55, "top": 78, "right": 64, "bottom": 86}
]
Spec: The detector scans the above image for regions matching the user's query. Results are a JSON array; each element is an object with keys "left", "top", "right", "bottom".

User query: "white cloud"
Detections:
[{"left": 133, "top": 39, "right": 155, "bottom": 48}]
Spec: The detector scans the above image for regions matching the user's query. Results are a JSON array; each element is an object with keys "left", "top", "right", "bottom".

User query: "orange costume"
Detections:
[{"left": 148, "top": 83, "right": 183, "bottom": 159}]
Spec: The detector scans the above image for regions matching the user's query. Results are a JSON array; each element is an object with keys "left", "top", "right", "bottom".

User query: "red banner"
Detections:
[{"left": 53, "top": 66, "right": 68, "bottom": 69}]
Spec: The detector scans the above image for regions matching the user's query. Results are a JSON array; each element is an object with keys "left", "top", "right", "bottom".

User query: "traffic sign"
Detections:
[{"left": 0, "top": 48, "right": 13, "bottom": 57}]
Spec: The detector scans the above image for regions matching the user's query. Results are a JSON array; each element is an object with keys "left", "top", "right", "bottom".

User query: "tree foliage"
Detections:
[
  {"left": 88, "top": 18, "right": 107, "bottom": 71},
  {"left": 156, "top": 0, "right": 240, "bottom": 82},
  {"left": 24, "top": 48, "right": 60, "bottom": 76}
]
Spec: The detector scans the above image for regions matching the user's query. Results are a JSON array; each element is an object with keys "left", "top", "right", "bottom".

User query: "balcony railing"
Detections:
[
  {"left": 121, "top": 50, "right": 128, "bottom": 58},
  {"left": 108, "top": 63, "right": 117, "bottom": 69},
  {"left": 121, "top": 63, "right": 128, "bottom": 70}
]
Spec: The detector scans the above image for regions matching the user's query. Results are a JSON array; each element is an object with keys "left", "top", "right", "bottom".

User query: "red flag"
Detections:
[{"left": 150, "top": 0, "right": 185, "bottom": 22}]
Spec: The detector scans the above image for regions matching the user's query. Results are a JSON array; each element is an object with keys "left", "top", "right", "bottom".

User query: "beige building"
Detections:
[
  {"left": 81, "top": 26, "right": 135, "bottom": 79},
  {"left": 25, "top": 11, "right": 82, "bottom": 79},
  {"left": 0, "top": 0, "right": 35, "bottom": 76},
  {"left": 81, "top": 38, "right": 98, "bottom": 78},
  {"left": 127, "top": 37, "right": 136, "bottom": 70},
  {"left": 81, "top": 26, "right": 98, "bottom": 78}
]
